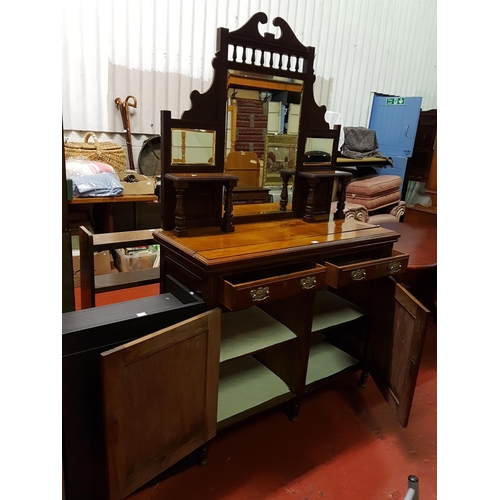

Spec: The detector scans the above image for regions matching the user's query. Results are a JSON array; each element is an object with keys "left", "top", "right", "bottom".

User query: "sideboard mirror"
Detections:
[{"left": 160, "top": 12, "right": 342, "bottom": 234}]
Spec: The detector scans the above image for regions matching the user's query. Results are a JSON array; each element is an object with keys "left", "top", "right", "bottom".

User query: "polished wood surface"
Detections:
[
  {"left": 379, "top": 222, "right": 436, "bottom": 270},
  {"left": 378, "top": 221, "right": 436, "bottom": 317},
  {"left": 68, "top": 194, "right": 158, "bottom": 204},
  {"left": 68, "top": 195, "right": 159, "bottom": 233},
  {"left": 154, "top": 218, "right": 400, "bottom": 271}
]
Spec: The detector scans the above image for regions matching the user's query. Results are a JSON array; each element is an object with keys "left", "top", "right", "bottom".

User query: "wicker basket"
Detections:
[{"left": 64, "top": 132, "right": 127, "bottom": 172}]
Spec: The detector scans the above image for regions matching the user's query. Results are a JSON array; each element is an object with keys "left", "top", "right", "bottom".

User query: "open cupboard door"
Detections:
[
  {"left": 100, "top": 309, "right": 221, "bottom": 500},
  {"left": 369, "top": 279, "right": 429, "bottom": 427}
]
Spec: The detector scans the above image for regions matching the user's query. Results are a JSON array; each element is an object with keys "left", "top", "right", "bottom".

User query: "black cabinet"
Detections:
[
  {"left": 62, "top": 276, "right": 205, "bottom": 500},
  {"left": 402, "top": 109, "right": 437, "bottom": 200}
]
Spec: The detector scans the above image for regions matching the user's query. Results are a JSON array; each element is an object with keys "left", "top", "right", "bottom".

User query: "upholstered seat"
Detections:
[
  {"left": 345, "top": 174, "right": 402, "bottom": 211},
  {"left": 332, "top": 174, "right": 405, "bottom": 223}
]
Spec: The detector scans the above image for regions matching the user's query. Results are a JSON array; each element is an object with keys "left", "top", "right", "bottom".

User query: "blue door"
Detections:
[
  {"left": 368, "top": 94, "right": 422, "bottom": 157},
  {"left": 368, "top": 94, "right": 422, "bottom": 190}
]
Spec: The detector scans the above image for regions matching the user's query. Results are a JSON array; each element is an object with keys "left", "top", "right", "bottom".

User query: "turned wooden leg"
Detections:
[
  {"left": 303, "top": 179, "right": 319, "bottom": 223},
  {"left": 359, "top": 370, "right": 369, "bottom": 388},
  {"left": 173, "top": 186, "right": 187, "bottom": 236},
  {"left": 198, "top": 444, "right": 209, "bottom": 467},
  {"left": 279, "top": 172, "right": 292, "bottom": 211},
  {"left": 334, "top": 177, "right": 348, "bottom": 220},
  {"left": 221, "top": 182, "right": 235, "bottom": 233},
  {"left": 286, "top": 399, "right": 301, "bottom": 422}
]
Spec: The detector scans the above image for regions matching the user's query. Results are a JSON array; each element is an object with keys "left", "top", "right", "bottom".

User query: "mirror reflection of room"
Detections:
[{"left": 225, "top": 72, "right": 303, "bottom": 204}]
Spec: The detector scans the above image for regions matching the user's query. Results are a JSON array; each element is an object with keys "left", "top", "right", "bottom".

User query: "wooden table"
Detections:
[
  {"left": 379, "top": 221, "right": 437, "bottom": 316},
  {"left": 336, "top": 156, "right": 392, "bottom": 168},
  {"left": 68, "top": 194, "right": 158, "bottom": 233}
]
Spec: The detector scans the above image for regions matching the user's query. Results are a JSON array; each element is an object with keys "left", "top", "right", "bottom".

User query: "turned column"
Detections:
[
  {"left": 221, "top": 180, "right": 237, "bottom": 233},
  {"left": 334, "top": 176, "right": 349, "bottom": 220},
  {"left": 173, "top": 181, "right": 188, "bottom": 236},
  {"left": 303, "top": 178, "right": 320, "bottom": 223},
  {"left": 279, "top": 170, "right": 294, "bottom": 211}
]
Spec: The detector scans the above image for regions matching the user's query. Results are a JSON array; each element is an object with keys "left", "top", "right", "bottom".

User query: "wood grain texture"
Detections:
[{"left": 101, "top": 309, "right": 221, "bottom": 500}]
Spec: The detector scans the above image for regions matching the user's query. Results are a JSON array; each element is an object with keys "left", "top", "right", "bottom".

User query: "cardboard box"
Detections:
[
  {"left": 72, "top": 251, "right": 81, "bottom": 288},
  {"left": 94, "top": 250, "right": 114, "bottom": 275},
  {"left": 72, "top": 250, "right": 117, "bottom": 288},
  {"left": 118, "top": 171, "right": 156, "bottom": 195},
  {"left": 114, "top": 248, "right": 159, "bottom": 272}
]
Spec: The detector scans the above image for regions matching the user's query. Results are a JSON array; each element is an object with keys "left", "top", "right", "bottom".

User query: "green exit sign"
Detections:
[{"left": 386, "top": 97, "right": 406, "bottom": 105}]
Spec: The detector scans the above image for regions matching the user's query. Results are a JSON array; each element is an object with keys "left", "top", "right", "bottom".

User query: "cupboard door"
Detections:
[
  {"left": 369, "top": 280, "right": 429, "bottom": 427},
  {"left": 100, "top": 309, "right": 221, "bottom": 500}
]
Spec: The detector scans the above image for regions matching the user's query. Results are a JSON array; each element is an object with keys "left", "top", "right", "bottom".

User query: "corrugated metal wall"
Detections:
[{"left": 62, "top": 0, "right": 436, "bottom": 148}]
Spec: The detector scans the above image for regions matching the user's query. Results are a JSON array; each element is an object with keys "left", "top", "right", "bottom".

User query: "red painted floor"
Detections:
[{"left": 73, "top": 285, "right": 437, "bottom": 499}]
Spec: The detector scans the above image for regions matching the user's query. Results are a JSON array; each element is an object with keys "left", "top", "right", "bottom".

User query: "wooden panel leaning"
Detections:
[{"left": 78, "top": 226, "right": 161, "bottom": 309}]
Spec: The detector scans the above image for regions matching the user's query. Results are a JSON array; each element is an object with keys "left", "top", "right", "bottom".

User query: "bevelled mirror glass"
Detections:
[{"left": 172, "top": 128, "right": 216, "bottom": 166}]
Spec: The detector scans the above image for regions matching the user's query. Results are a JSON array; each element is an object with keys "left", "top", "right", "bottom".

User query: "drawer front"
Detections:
[
  {"left": 219, "top": 264, "right": 326, "bottom": 311},
  {"left": 325, "top": 250, "right": 409, "bottom": 288}
]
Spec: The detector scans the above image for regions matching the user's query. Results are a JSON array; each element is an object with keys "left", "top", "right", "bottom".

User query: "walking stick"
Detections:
[{"left": 115, "top": 95, "right": 137, "bottom": 170}]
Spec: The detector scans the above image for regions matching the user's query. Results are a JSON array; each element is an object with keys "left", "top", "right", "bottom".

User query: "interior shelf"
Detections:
[
  {"left": 306, "top": 290, "right": 365, "bottom": 386},
  {"left": 217, "top": 355, "right": 291, "bottom": 424},
  {"left": 220, "top": 306, "right": 296, "bottom": 363},
  {"left": 305, "top": 332, "right": 359, "bottom": 386},
  {"left": 312, "top": 290, "right": 366, "bottom": 332}
]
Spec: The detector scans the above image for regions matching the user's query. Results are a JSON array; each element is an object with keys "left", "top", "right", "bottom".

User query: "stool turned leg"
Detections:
[
  {"left": 279, "top": 172, "right": 292, "bottom": 211},
  {"left": 334, "top": 177, "right": 349, "bottom": 220},
  {"left": 221, "top": 181, "right": 236, "bottom": 233},
  {"left": 303, "top": 178, "right": 319, "bottom": 222}
]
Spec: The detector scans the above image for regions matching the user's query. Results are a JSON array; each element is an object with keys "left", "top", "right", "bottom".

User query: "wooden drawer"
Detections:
[
  {"left": 219, "top": 262, "right": 326, "bottom": 311},
  {"left": 324, "top": 250, "right": 409, "bottom": 288}
]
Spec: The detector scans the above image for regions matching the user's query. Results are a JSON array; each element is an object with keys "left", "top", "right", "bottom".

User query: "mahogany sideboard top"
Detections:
[
  {"left": 155, "top": 219, "right": 399, "bottom": 265},
  {"left": 154, "top": 218, "right": 403, "bottom": 308}
]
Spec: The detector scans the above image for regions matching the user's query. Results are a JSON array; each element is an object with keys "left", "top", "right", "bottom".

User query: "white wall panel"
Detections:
[{"left": 62, "top": 0, "right": 436, "bottom": 138}]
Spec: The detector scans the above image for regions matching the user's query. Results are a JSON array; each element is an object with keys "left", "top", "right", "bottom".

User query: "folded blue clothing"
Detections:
[{"left": 72, "top": 172, "right": 124, "bottom": 197}]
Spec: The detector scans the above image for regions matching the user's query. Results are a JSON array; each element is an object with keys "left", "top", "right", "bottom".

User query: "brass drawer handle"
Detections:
[
  {"left": 351, "top": 268, "right": 366, "bottom": 281},
  {"left": 300, "top": 276, "right": 317, "bottom": 290},
  {"left": 387, "top": 261, "right": 402, "bottom": 274},
  {"left": 250, "top": 286, "right": 270, "bottom": 302}
]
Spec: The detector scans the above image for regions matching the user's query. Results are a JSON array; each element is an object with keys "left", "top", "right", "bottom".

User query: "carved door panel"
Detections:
[
  {"left": 100, "top": 309, "right": 221, "bottom": 500},
  {"left": 369, "top": 280, "right": 429, "bottom": 427}
]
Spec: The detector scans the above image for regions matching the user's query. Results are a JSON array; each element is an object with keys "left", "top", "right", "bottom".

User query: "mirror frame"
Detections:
[{"left": 160, "top": 12, "right": 337, "bottom": 228}]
